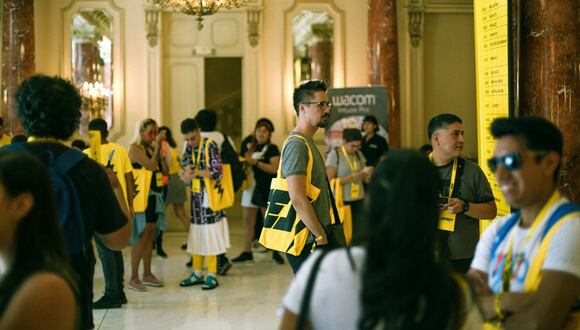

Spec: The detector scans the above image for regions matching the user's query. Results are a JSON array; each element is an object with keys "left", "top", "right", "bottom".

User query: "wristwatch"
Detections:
[{"left": 461, "top": 199, "right": 470, "bottom": 214}]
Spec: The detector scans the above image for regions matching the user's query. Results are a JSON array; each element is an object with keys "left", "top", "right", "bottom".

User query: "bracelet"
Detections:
[
  {"left": 314, "top": 232, "right": 326, "bottom": 242},
  {"left": 495, "top": 292, "right": 505, "bottom": 320}
]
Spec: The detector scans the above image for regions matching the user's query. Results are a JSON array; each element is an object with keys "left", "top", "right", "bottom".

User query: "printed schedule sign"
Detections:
[{"left": 474, "top": 0, "right": 511, "bottom": 233}]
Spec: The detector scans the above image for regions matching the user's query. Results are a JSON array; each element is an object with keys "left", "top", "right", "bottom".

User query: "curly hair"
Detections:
[{"left": 16, "top": 75, "right": 82, "bottom": 140}]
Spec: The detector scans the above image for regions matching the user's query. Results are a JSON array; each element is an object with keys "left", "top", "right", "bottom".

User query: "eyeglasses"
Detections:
[
  {"left": 487, "top": 151, "right": 547, "bottom": 172},
  {"left": 302, "top": 101, "right": 332, "bottom": 109}
]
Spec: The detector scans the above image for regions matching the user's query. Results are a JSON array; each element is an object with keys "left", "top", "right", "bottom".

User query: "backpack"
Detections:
[
  {"left": 220, "top": 132, "right": 245, "bottom": 192},
  {"left": 2, "top": 143, "right": 87, "bottom": 258}
]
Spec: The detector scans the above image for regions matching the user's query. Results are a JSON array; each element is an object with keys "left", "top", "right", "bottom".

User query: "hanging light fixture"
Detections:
[{"left": 150, "top": 0, "right": 248, "bottom": 30}]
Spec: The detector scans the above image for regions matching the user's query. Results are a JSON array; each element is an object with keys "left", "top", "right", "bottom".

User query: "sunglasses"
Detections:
[
  {"left": 488, "top": 153, "right": 521, "bottom": 172},
  {"left": 488, "top": 151, "right": 547, "bottom": 172},
  {"left": 303, "top": 101, "right": 332, "bottom": 109}
]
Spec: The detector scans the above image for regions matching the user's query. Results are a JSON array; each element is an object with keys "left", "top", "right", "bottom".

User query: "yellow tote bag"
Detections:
[
  {"left": 202, "top": 138, "right": 235, "bottom": 211},
  {"left": 132, "top": 168, "right": 152, "bottom": 213},
  {"left": 259, "top": 135, "right": 320, "bottom": 256},
  {"left": 331, "top": 178, "right": 352, "bottom": 245}
]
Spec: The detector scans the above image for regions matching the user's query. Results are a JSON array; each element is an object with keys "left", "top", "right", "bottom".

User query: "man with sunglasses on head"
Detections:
[
  {"left": 469, "top": 116, "right": 580, "bottom": 329},
  {"left": 428, "top": 113, "right": 497, "bottom": 274}
]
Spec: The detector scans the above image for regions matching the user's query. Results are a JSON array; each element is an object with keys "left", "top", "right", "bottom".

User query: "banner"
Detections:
[
  {"left": 325, "top": 86, "right": 388, "bottom": 151},
  {"left": 474, "top": 0, "right": 512, "bottom": 233}
]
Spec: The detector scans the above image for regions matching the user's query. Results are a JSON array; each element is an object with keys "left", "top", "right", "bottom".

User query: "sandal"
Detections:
[
  {"left": 201, "top": 275, "right": 219, "bottom": 290},
  {"left": 180, "top": 273, "right": 204, "bottom": 287}
]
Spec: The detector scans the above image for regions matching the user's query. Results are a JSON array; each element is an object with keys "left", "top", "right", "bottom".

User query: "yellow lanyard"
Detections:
[
  {"left": 340, "top": 146, "right": 359, "bottom": 172},
  {"left": 501, "top": 191, "right": 561, "bottom": 292},
  {"left": 429, "top": 153, "right": 458, "bottom": 201},
  {"left": 27, "top": 136, "right": 66, "bottom": 145},
  {"left": 192, "top": 137, "right": 204, "bottom": 170}
]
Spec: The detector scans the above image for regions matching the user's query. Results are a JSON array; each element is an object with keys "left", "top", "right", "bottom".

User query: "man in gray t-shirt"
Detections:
[
  {"left": 428, "top": 113, "right": 497, "bottom": 273},
  {"left": 279, "top": 80, "right": 333, "bottom": 274}
]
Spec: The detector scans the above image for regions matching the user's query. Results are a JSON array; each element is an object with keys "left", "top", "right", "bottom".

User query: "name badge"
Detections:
[
  {"left": 155, "top": 172, "right": 165, "bottom": 187},
  {"left": 438, "top": 210, "right": 456, "bottom": 232},
  {"left": 191, "top": 179, "right": 201, "bottom": 193},
  {"left": 351, "top": 182, "right": 361, "bottom": 199}
]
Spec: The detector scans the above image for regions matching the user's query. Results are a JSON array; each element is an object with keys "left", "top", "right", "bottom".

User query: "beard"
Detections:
[{"left": 317, "top": 116, "right": 329, "bottom": 128}]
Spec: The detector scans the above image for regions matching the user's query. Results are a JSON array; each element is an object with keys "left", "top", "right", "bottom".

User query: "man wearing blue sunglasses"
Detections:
[
  {"left": 428, "top": 113, "right": 497, "bottom": 274},
  {"left": 469, "top": 116, "right": 580, "bottom": 329}
]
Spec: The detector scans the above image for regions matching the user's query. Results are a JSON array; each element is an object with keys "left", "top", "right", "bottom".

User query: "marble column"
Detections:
[
  {"left": 1, "top": 0, "right": 35, "bottom": 136},
  {"left": 368, "top": 0, "right": 401, "bottom": 149},
  {"left": 518, "top": 0, "right": 579, "bottom": 202}
]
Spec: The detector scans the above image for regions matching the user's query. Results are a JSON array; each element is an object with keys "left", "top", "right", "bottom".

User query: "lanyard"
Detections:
[
  {"left": 429, "top": 153, "right": 458, "bottom": 201},
  {"left": 500, "top": 191, "right": 561, "bottom": 292},
  {"left": 27, "top": 136, "right": 65, "bottom": 145},
  {"left": 340, "top": 146, "right": 359, "bottom": 172},
  {"left": 192, "top": 137, "right": 204, "bottom": 170}
]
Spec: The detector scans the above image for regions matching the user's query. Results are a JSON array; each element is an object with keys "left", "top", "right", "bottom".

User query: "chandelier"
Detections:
[{"left": 150, "top": 0, "right": 248, "bottom": 30}]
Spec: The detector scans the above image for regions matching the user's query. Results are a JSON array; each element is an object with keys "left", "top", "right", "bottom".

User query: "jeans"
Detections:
[
  {"left": 95, "top": 235, "right": 125, "bottom": 299},
  {"left": 286, "top": 243, "right": 315, "bottom": 274}
]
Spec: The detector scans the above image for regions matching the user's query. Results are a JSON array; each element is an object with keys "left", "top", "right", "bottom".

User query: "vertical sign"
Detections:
[{"left": 474, "top": 0, "right": 512, "bottom": 232}]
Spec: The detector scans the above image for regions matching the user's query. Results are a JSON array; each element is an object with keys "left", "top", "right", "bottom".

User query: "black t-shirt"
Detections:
[
  {"left": 240, "top": 137, "right": 280, "bottom": 207},
  {"left": 25, "top": 142, "right": 127, "bottom": 244},
  {"left": 361, "top": 133, "right": 388, "bottom": 167},
  {"left": 21, "top": 142, "right": 127, "bottom": 329}
]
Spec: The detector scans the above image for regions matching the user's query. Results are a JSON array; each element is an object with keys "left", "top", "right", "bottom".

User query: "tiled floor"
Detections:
[{"left": 92, "top": 221, "right": 293, "bottom": 329}]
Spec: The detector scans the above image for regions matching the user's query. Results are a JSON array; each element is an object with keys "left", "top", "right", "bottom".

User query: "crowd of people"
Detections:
[{"left": 0, "top": 75, "right": 577, "bottom": 330}]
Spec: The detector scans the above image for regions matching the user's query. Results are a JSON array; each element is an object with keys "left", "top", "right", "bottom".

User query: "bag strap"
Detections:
[
  {"left": 297, "top": 251, "right": 328, "bottom": 330},
  {"left": 540, "top": 203, "right": 580, "bottom": 239},
  {"left": 53, "top": 148, "right": 87, "bottom": 174},
  {"left": 490, "top": 212, "right": 520, "bottom": 261},
  {"left": 277, "top": 134, "right": 314, "bottom": 186},
  {"left": 325, "top": 177, "right": 355, "bottom": 269}
]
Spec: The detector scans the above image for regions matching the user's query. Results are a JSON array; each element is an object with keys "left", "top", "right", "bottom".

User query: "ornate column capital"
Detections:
[
  {"left": 406, "top": 0, "right": 424, "bottom": 48},
  {"left": 246, "top": 7, "right": 262, "bottom": 48}
]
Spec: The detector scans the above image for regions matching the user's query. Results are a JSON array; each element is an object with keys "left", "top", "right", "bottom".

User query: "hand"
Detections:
[
  {"left": 245, "top": 156, "right": 257, "bottom": 165},
  {"left": 155, "top": 130, "right": 166, "bottom": 143},
  {"left": 194, "top": 169, "right": 211, "bottom": 178},
  {"left": 443, "top": 198, "right": 464, "bottom": 214},
  {"left": 180, "top": 166, "right": 194, "bottom": 181},
  {"left": 315, "top": 233, "right": 328, "bottom": 246}
]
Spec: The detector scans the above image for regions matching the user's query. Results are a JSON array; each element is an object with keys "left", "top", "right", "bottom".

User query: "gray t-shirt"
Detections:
[
  {"left": 325, "top": 148, "right": 367, "bottom": 202},
  {"left": 437, "top": 158, "right": 494, "bottom": 260},
  {"left": 281, "top": 132, "right": 332, "bottom": 228}
]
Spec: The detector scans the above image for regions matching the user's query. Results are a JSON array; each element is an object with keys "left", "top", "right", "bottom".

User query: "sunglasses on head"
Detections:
[{"left": 487, "top": 151, "right": 548, "bottom": 172}]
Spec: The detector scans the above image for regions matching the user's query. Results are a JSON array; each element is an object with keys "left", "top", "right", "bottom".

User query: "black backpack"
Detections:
[
  {"left": 2, "top": 143, "right": 87, "bottom": 258},
  {"left": 220, "top": 132, "right": 245, "bottom": 192}
]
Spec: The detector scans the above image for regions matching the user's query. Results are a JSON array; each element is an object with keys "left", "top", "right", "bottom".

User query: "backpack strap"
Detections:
[
  {"left": 297, "top": 250, "right": 328, "bottom": 330},
  {"left": 53, "top": 148, "right": 87, "bottom": 174},
  {"left": 490, "top": 212, "right": 520, "bottom": 262},
  {"left": 524, "top": 203, "right": 580, "bottom": 291}
]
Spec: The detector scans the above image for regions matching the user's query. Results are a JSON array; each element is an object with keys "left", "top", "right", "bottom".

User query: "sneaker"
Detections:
[
  {"left": 128, "top": 279, "right": 147, "bottom": 292},
  {"left": 179, "top": 273, "right": 204, "bottom": 287},
  {"left": 120, "top": 292, "right": 128, "bottom": 305},
  {"left": 272, "top": 251, "right": 285, "bottom": 265},
  {"left": 142, "top": 274, "right": 164, "bottom": 287},
  {"left": 186, "top": 259, "right": 193, "bottom": 268},
  {"left": 181, "top": 243, "right": 187, "bottom": 251},
  {"left": 217, "top": 259, "right": 232, "bottom": 276},
  {"left": 201, "top": 275, "right": 219, "bottom": 290},
  {"left": 157, "top": 248, "right": 168, "bottom": 258},
  {"left": 92, "top": 295, "right": 122, "bottom": 310},
  {"left": 232, "top": 252, "right": 253, "bottom": 263}
]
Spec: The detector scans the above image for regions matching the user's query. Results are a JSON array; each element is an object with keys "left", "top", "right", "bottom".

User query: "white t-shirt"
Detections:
[
  {"left": 471, "top": 194, "right": 580, "bottom": 294},
  {"left": 283, "top": 247, "right": 483, "bottom": 330},
  {"left": 200, "top": 131, "right": 236, "bottom": 153}
]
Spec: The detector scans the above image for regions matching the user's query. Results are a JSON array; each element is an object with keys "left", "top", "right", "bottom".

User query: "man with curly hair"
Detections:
[{"left": 11, "top": 75, "right": 131, "bottom": 329}]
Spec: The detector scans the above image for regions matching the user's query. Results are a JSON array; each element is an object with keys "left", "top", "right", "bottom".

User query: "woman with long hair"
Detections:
[
  {"left": 0, "top": 152, "right": 78, "bottom": 329},
  {"left": 156, "top": 126, "right": 189, "bottom": 258},
  {"left": 128, "top": 118, "right": 169, "bottom": 292},
  {"left": 231, "top": 118, "right": 284, "bottom": 264},
  {"left": 280, "top": 150, "right": 483, "bottom": 330}
]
